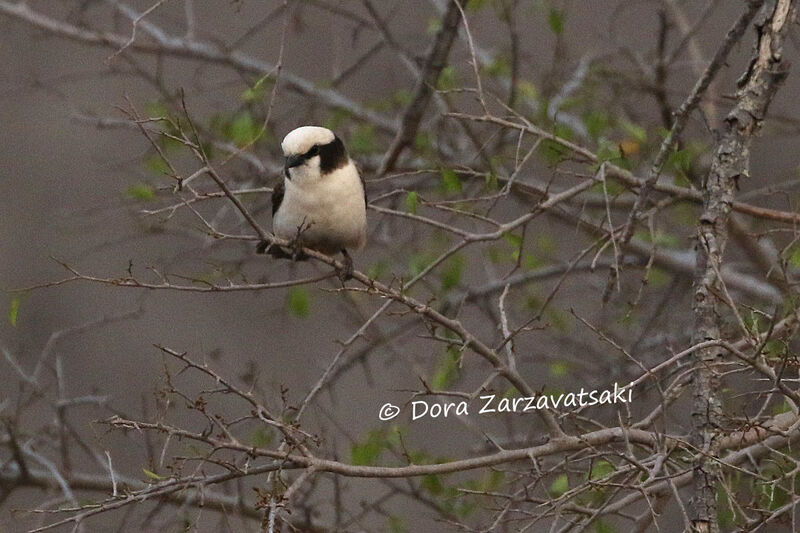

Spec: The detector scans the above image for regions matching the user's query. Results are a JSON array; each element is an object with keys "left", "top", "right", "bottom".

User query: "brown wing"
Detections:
[{"left": 271, "top": 180, "right": 285, "bottom": 216}]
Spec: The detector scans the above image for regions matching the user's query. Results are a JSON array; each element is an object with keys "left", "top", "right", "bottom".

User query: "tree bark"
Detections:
[{"left": 690, "top": 1, "right": 795, "bottom": 532}]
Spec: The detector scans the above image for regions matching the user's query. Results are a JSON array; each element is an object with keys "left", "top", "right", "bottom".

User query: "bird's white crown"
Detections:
[{"left": 281, "top": 126, "right": 335, "bottom": 156}]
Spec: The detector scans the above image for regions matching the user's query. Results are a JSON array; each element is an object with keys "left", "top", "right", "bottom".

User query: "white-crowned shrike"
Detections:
[{"left": 258, "top": 126, "right": 367, "bottom": 280}]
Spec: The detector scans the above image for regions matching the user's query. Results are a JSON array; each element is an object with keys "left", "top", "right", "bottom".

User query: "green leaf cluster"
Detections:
[
  {"left": 127, "top": 183, "right": 156, "bottom": 202},
  {"left": 440, "top": 255, "right": 465, "bottom": 291},
  {"left": 350, "top": 426, "right": 403, "bottom": 466},
  {"left": 548, "top": 9, "right": 565, "bottom": 35},
  {"left": 287, "top": 287, "right": 311, "bottom": 318},
  {"left": 440, "top": 169, "right": 462, "bottom": 194}
]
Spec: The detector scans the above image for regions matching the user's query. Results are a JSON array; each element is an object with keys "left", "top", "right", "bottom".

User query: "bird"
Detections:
[{"left": 257, "top": 126, "right": 367, "bottom": 281}]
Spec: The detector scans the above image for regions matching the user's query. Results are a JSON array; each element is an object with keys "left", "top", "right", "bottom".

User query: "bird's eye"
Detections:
[{"left": 306, "top": 145, "right": 319, "bottom": 158}]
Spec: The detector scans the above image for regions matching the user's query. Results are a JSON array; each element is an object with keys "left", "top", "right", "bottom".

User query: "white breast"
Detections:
[{"left": 273, "top": 162, "right": 367, "bottom": 255}]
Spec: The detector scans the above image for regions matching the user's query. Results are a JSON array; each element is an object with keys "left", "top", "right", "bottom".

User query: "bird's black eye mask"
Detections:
[{"left": 284, "top": 136, "right": 348, "bottom": 178}]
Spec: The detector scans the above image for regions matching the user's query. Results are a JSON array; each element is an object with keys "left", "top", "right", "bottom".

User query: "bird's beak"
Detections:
[{"left": 284, "top": 154, "right": 304, "bottom": 177}]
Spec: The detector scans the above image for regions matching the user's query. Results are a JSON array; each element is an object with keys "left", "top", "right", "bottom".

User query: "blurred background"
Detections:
[{"left": 1, "top": 1, "right": 799, "bottom": 531}]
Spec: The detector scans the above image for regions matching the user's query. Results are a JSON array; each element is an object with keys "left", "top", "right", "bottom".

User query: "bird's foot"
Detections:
[
  {"left": 257, "top": 240, "right": 307, "bottom": 261},
  {"left": 336, "top": 249, "right": 354, "bottom": 284},
  {"left": 288, "top": 238, "right": 309, "bottom": 262},
  {"left": 286, "top": 222, "right": 311, "bottom": 261},
  {"left": 256, "top": 240, "right": 275, "bottom": 255}
]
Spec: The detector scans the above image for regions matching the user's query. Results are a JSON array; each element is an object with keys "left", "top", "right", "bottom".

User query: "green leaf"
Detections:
[
  {"left": 8, "top": 296, "right": 20, "bottom": 327},
  {"left": 484, "top": 470, "right": 505, "bottom": 491},
  {"left": 159, "top": 133, "right": 184, "bottom": 153},
  {"left": 484, "top": 171, "right": 499, "bottom": 190},
  {"left": 387, "top": 515, "right": 408, "bottom": 533},
  {"left": 583, "top": 110, "right": 610, "bottom": 141},
  {"left": 596, "top": 138, "right": 622, "bottom": 165},
  {"left": 440, "top": 168, "right": 462, "bottom": 194},
  {"left": 228, "top": 112, "right": 260, "bottom": 147},
  {"left": 547, "top": 308, "right": 569, "bottom": 332},
  {"left": 550, "top": 473, "right": 569, "bottom": 496},
  {"left": 589, "top": 460, "right": 615, "bottom": 480},
  {"left": 503, "top": 232, "right": 523, "bottom": 249},
  {"left": 248, "top": 427, "right": 273, "bottom": 448},
  {"left": 717, "top": 486, "right": 734, "bottom": 528},
  {"left": 485, "top": 55, "right": 511, "bottom": 78},
  {"left": 241, "top": 74, "right": 272, "bottom": 102},
  {"left": 518, "top": 81, "right": 538, "bottom": 101},
  {"left": 408, "top": 253, "right": 436, "bottom": 277},
  {"left": 145, "top": 100, "right": 169, "bottom": 119},
  {"left": 465, "top": 469, "right": 505, "bottom": 492},
  {"left": 127, "top": 183, "right": 156, "bottom": 202},
  {"left": 757, "top": 478, "right": 790, "bottom": 511},
  {"left": 548, "top": 9, "right": 565, "bottom": 35},
  {"left": 351, "top": 441, "right": 381, "bottom": 466},
  {"left": 349, "top": 124, "right": 376, "bottom": 155},
  {"left": 664, "top": 142, "right": 707, "bottom": 177},
  {"left": 392, "top": 89, "right": 413, "bottom": 107},
  {"left": 502, "top": 232, "right": 525, "bottom": 262},
  {"left": 322, "top": 109, "right": 351, "bottom": 131},
  {"left": 405, "top": 191, "right": 418, "bottom": 214},
  {"left": 142, "top": 468, "right": 164, "bottom": 481},
  {"left": 593, "top": 520, "right": 616, "bottom": 533},
  {"left": 645, "top": 267, "right": 670, "bottom": 288},
  {"left": 549, "top": 361, "right": 569, "bottom": 377},
  {"left": 437, "top": 66, "right": 458, "bottom": 90},
  {"left": 485, "top": 246, "right": 503, "bottom": 264},
  {"left": 351, "top": 429, "right": 388, "bottom": 466},
  {"left": 440, "top": 255, "right": 465, "bottom": 291},
  {"left": 789, "top": 246, "right": 800, "bottom": 268},
  {"left": 367, "top": 260, "right": 390, "bottom": 280},
  {"left": 144, "top": 155, "right": 170, "bottom": 176},
  {"left": 241, "top": 87, "right": 263, "bottom": 102},
  {"left": 523, "top": 253, "right": 541, "bottom": 271},
  {"left": 414, "top": 131, "right": 433, "bottom": 154},
  {"left": 620, "top": 120, "right": 647, "bottom": 144},
  {"left": 385, "top": 425, "right": 404, "bottom": 447},
  {"left": 538, "top": 124, "right": 574, "bottom": 165},
  {"left": 668, "top": 148, "right": 692, "bottom": 175},
  {"left": 773, "top": 399, "right": 792, "bottom": 415},
  {"left": 422, "top": 473, "right": 445, "bottom": 495},
  {"left": 287, "top": 287, "right": 311, "bottom": 318},
  {"left": 427, "top": 16, "right": 442, "bottom": 34},
  {"left": 634, "top": 230, "right": 678, "bottom": 249}
]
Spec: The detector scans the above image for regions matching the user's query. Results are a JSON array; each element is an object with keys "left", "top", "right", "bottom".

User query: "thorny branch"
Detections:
[{"left": 689, "top": 1, "right": 795, "bottom": 531}]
